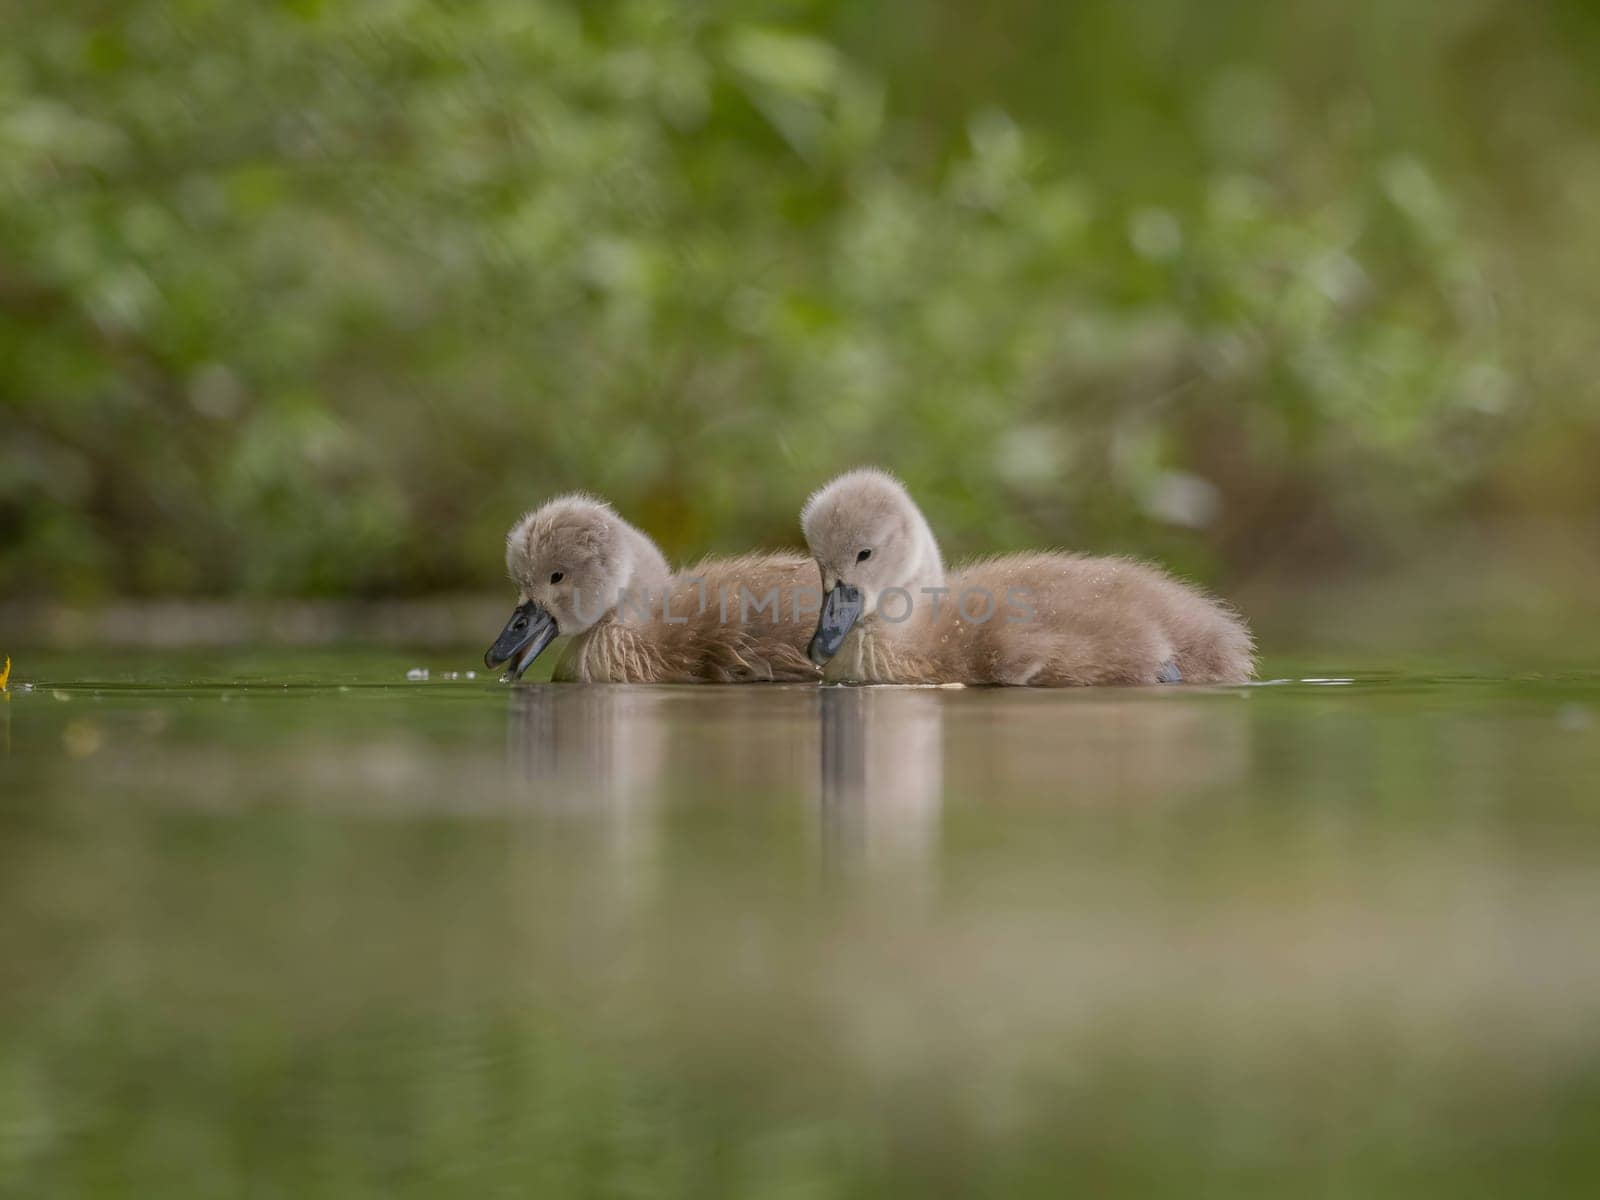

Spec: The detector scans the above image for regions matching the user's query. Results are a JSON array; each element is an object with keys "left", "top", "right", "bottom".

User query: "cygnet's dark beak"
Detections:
[
  {"left": 808, "top": 583, "right": 864, "bottom": 665},
  {"left": 484, "top": 600, "right": 559, "bottom": 682}
]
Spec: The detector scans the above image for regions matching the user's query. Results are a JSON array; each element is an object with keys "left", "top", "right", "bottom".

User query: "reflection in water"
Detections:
[
  {"left": 819, "top": 688, "right": 944, "bottom": 875},
  {"left": 505, "top": 684, "right": 952, "bottom": 880},
  {"left": 506, "top": 687, "right": 671, "bottom": 911},
  {"left": 503, "top": 686, "right": 1248, "bottom": 883},
  {"left": 941, "top": 693, "right": 1251, "bottom": 808},
  {"left": 12, "top": 663, "right": 1600, "bottom": 1195},
  {"left": 507, "top": 686, "right": 668, "bottom": 815},
  {"left": 507, "top": 685, "right": 823, "bottom": 810}
]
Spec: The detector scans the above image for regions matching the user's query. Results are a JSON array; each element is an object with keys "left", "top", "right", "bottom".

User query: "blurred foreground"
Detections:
[{"left": 4, "top": 653, "right": 1600, "bottom": 1195}]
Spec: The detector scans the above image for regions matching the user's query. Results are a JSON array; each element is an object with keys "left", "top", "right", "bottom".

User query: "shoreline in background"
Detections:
[
  {"left": 0, "top": 595, "right": 510, "bottom": 650},
  {"left": 6, "top": 568, "right": 1599, "bottom": 671}
]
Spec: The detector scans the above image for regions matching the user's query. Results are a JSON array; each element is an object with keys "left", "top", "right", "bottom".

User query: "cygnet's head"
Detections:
[
  {"left": 800, "top": 468, "right": 945, "bottom": 663},
  {"left": 485, "top": 495, "right": 655, "bottom": 680}
]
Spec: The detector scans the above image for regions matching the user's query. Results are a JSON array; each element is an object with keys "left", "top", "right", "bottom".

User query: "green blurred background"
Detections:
[{"left": 4, "top": 0, "right": 1598, "bottom": 637}]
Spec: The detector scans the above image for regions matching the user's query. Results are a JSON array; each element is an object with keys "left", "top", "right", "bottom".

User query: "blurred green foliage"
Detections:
[{"left": 4, "top": 0, "right": 1599, "bottom": 599}]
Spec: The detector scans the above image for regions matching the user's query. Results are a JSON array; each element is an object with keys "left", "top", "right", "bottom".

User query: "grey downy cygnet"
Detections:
[
  {"left": 486, "top": 494, "right": 821, "bottom": 684},
  {"left": 800, "top": 469, "right": 1254, "bottom": 686}
]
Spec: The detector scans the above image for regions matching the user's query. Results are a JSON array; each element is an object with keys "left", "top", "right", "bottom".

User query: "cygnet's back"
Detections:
[
  {"left": 673, "top": 553, "right": 821, "bottom": 683},
  {"left": 950, "top": 553, "right": 1254, "bottom": 686}
]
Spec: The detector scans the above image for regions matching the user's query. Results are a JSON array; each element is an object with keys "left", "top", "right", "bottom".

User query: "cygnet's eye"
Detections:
[
  {"left": 856, "top": 549, "right": 872, "bottom": 563},
  {"left": 550, "top": 571, "right": 564, "bottom": 584}
]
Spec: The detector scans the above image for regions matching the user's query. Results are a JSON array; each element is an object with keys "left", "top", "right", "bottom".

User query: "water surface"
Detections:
[{"left": 4, "top": 651, "right": 1600, "bottom": 1196}]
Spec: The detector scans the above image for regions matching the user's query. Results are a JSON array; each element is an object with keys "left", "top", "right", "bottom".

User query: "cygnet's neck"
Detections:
[
  {"left": 898, "top": 508, "right": 947, "bottom": 597},
  {"left": 608, "top": 519, "right": 673, "bottom": 626},
  {"left": 867, "top": 498, "right": 947, "bottom": 620}
]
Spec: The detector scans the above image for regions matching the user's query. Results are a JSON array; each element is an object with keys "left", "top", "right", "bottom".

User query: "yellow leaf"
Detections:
[{"left": 0, "top": 656, "right": 9, "bottom": 691}]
